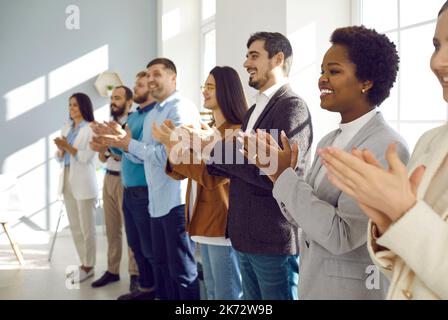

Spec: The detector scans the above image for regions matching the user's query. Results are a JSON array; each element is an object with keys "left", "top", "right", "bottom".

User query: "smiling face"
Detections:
[
  {"left": 202, "top": 74, "right": 218, "bottom": 111},
  {"left": 133, "top": 74, "right": 151, "bottom": 105},
  {"left": 431, "top": 8, "right": 448, "bottom": 102},
  {"left": 243, "top": 40, "right": 277, "bottom": 92},
  {"left": 147, "top": 64, "right": 176, "bottom": 102},
  {"left": 318, "top": 44, "right": 372, "bottom": 122},
  {"left": 69, "top": 97, "right": 82, "bottom": 121},
  {"left": 110, "top": 87, "right": 128, "bottom": 119}
]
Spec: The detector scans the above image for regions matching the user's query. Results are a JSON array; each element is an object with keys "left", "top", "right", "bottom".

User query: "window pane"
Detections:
[
  {"left": 400, "top": 0, "right": 445, "bottom": 28},
  {"left": 203, "top": 29, "right": 216, "bottom": 81},
  {"left": 380, "top": 82, "right": 399, "bottom": 121},
  {"left": 362, "top": 0, "right": 398, "bottom": 32},
  {"left": 400, "top": 122, "right": 446, "bottom": 151},
  {"left": 202, "top": 0, "right": 216, "bottom": 20},
  {"left": 379, "top": 32, "right": 399, "bottom": 121},
  {"left": 400, "top": 22, "right": 446, "bottom": 121}
]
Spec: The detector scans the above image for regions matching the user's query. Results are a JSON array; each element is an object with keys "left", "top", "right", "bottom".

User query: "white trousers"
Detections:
[{"left": 63, "top": 167, "right": 96, "bottom": 267}]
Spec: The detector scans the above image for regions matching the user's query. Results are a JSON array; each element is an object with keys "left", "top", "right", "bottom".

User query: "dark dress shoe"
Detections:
[
  {"left": 117, "top": 289, "right": 156, "bottom": 300},
  {"left": 129, "top": 275, "right": 139, "bottom": 292},
  {"left": 91, "top": 271, "right": 120, "bottom": 288}
]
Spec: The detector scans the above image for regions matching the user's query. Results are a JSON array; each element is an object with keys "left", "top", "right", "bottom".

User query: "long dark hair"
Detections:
[
  {"left": 70, "top": 93, "right": 95, "bottom": 122},
  {"left": 439, "top": 1, "right": 448, "bottom": 16},
  {"left": 209, "top": 66, "right": 248, "bottom": 125}
]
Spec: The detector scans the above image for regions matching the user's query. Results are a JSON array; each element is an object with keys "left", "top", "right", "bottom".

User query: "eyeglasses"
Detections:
[{"left": 200, "top": 84, "right": 216, "bottom": 92}]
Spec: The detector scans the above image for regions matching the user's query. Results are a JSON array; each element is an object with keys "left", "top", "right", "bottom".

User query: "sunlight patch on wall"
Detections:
[
  {"left": 288, "top": 22, "right": 317, "bottom": 75},
  {"left": 49, "top": 45, "right": 109, "bottom": 99},
  {"left": 4, "top": 77, "right": 46, "bottom": 121},
  {"left": 162, "top": 8, "right": 181, "bottom": 41},
  {"left": 94, "top": 104, "right": 111, "bottom": 123}
]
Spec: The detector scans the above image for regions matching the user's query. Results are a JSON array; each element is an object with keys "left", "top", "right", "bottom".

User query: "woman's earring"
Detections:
[{"left": 362, "top": 89, "right": 366, "bottom": 94}]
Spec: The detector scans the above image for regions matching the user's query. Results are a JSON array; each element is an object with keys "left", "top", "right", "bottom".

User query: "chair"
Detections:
[
  {"left": 0, "top": 174, "right": 25, "bottom": 265},
  {"left": 47, "top": 199, "right": 65, "bottom": 262}
]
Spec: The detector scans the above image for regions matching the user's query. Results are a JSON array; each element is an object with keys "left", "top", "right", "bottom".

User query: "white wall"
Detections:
[
  {"left": 157, "top": 0, "right": 201, "bottom": 107},
  {"left": 287, "top": 0, "right": 352, "bottom": 153},
  {"left": 216, "top": 0, "right": 287, "bottom": 102},
  {"left": 0, "top": 0, "right": 157, "bottom": 235}
]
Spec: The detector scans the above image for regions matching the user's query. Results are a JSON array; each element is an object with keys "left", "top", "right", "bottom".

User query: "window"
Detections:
[
  {"left": 202, "top": 28, "right": 216, "bottom": 83},
  {"left": 355, "top": 0, "right": 448, "bottom": 150},
  {"left": 200, "top": 0, "right": 216, "bottom": 114},
  {"left": 202, "top": 0, "right": 216, "bottom": 21}
]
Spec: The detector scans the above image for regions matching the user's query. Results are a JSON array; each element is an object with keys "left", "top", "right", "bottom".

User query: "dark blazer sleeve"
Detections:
[{"left": 207, "top": 91, "right": 313, "bottom": 191}]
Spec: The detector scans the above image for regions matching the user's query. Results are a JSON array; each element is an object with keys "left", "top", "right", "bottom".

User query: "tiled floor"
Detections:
[{"left": 0, "top": 227, "right": 133, "bottom": 300}]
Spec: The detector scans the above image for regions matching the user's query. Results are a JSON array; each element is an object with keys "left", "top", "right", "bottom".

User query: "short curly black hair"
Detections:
[{"left": 330, "top": 26, "right": 399, "bottom": 107}]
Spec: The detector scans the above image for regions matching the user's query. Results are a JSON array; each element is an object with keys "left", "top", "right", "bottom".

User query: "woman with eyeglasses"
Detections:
[{"left": 152, "top": 66, "right": 247, "bottom": 300}]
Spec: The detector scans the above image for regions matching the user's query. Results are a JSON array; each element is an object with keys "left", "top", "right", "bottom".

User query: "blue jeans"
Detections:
[
  {"left": 150, "top": 205, "right": 200, "bottom": 300},
  {"left": 237, "top": 251, "right": 298, "bottom": 300},
  {"left": 122, "top": 187, "right": 155, "bottom": 290},
  {"left": 200, "top": 244, "right": 242, "bottom": 300}
]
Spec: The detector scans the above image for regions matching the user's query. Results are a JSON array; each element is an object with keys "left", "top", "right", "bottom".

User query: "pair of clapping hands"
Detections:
[
  {"left": 89, "top": 121, "right": 131, "bottom": 152},
  {"left": 54, "top": 137, "right": 70, "bottom": 152},
  {"left": 238, "top": 130, "right": 425, "bottom": 236},
  {"left": 54, "top": 136, "right": 77, "bottom": 157},
  {"left": 152, "top": 120, "right": 220, "bottom": 164},
  {"left": 89, "top": 119, "right": 218, "bottom": 161}
]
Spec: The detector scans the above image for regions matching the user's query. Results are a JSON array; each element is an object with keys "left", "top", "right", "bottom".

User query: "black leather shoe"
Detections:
[
  {"left": 129, "top": 275, "right": 139, "bottom": 292},
  {"left": 117, "top": 289, "right": 156, "bottom": 300},
  {"left": 91, "top": 271, "right": 120, "bottom": 288}
]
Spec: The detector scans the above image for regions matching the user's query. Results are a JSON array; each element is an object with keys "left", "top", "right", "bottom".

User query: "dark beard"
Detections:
[
  {"left": 248, "top": 72, "right": 269, "bottom": 90},
  {"left": 133, "top": 92, "right": 149, "bottom": 105},
  {"left": 249, "top": 78, "right": 261, "bottom": 90},
  {"left": 110, "top": 104, "right": 126, "bottom": 120}
]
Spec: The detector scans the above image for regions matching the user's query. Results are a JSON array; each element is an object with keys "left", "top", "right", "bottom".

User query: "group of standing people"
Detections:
[{"left": 53, "top": 1, "right": 448, "bottom": 300}]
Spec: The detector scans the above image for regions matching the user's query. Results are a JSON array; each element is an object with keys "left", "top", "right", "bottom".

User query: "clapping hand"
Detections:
[
  {"left": 152, "top": 119, "right": 178, "bottom": 147},
  {"left": 177, "top": 122, "right": 221, "bottom": 160},
  {"left": 239, "top": 130, "right": 299, "bottom": 182},
  {"left": 319, "top": 143, "right": 426, "bottom": 235},
  {"left": 54, "top": 137, "right": 70, "bottom": 151},
  {"left": 90, "top": 121, "right": 131, "bottom": 151}
]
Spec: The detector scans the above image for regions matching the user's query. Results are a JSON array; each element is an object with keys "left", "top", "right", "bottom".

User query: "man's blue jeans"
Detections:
[
  {"left": 200, "top": 244, "right": 242, "bottom": 300},
  {"left": 150, "top": 205, "right": 200, "bottom": 300},
  {"left": 237, "top": 251, "right": 298, "bottom": 300},
  {"left": 122, "top": 186, "right": 155, "bottom": 290}
]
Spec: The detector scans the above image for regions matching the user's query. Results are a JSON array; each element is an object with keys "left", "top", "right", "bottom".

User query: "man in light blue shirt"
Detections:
[
  {"left": 97, "top": 58, "right": 201, "bottom": 300},
  {"left": 125, "top": 91, "right": 196, "bottom": 218}
]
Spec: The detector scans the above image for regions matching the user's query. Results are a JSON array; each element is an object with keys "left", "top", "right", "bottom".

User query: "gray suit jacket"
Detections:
[{"left": 273, "top": 112, "right": 410, "bottom": 300}]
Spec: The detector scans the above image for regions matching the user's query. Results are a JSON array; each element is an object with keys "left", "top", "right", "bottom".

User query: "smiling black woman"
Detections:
[{"left": 320, "top": 1, "right": 448, "bottom": 300}]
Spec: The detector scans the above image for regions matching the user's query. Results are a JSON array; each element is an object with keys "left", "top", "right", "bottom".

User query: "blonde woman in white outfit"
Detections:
[
  {"left": 320, "top": 1, "right": 448, "bottom": 300},
  {"left": 54, "top": 93, "right": 98, "bottom": 283}
]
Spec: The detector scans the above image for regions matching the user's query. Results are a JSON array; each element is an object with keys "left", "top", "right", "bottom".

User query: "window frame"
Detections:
[
  {"left": 352, "top": 0, "right": 448, "bottom": 147},
  {"left": 199, "top": 0, "right": 216, "bottom": 113}
]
